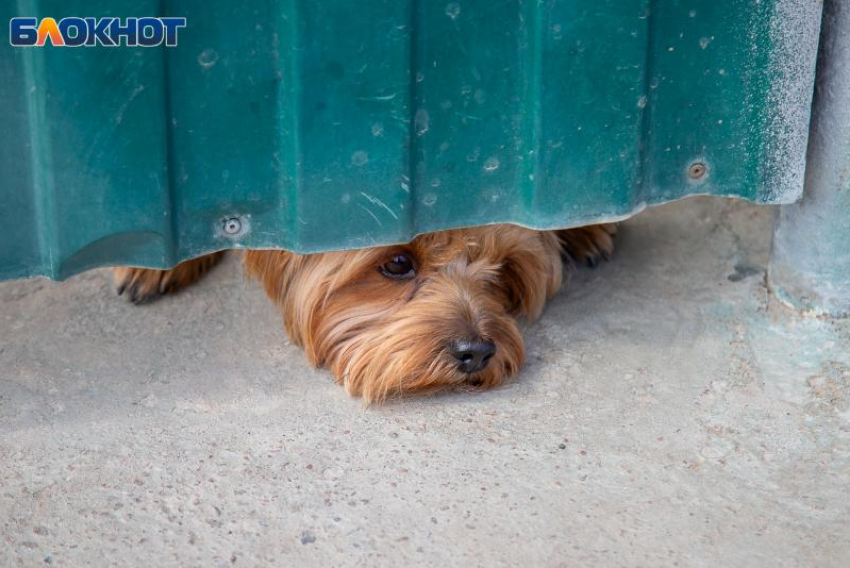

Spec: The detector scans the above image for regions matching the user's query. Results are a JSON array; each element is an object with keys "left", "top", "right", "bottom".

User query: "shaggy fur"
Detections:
[{"left": 114, "top": 224, "right": 615, "bottom": 404}]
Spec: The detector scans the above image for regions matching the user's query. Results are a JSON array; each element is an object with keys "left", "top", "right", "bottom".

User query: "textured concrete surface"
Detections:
[{"left": 1, "top": 197, "right": 848, "bottom": 567}]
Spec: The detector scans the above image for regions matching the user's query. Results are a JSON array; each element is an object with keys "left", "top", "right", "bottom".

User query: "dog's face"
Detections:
[{"left": 245, "top": 225, "right": 564, "bottom": 403}]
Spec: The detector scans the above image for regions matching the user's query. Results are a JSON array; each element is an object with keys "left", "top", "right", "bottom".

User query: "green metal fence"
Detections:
[{"left": 0, "top": 0, "right": 822, "bottom": 281}]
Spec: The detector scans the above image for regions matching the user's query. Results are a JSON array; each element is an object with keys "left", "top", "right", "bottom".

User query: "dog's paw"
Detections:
[
  {"left": 556, "top": 223, "right": 617, "bottom": 268},
  {"left": 114, "top": 252, "right": 225, "bottom": 304}
]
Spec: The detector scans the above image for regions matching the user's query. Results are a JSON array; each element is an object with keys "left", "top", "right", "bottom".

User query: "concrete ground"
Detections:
[{"left": 1, "top": 197, "right": 848, "bottom": 567}]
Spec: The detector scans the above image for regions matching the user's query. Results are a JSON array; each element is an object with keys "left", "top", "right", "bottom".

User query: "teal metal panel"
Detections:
[{"left": 0, "top": 0, "right": 822, "bottom": 281}]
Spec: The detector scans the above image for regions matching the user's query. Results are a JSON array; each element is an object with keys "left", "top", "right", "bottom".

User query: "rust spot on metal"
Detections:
[{"left": 688, "top": 162, "right": 708, "bottom": 180}]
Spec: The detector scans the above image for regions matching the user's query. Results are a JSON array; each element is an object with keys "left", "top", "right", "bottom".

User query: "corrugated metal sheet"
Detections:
[{"left": 0, "top": 0, "right": 822, "bottom": 281}]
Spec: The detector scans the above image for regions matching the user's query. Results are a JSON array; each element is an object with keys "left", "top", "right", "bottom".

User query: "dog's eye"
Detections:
[{"left": 380, "top": 254, "right": 416, "bottom": 279}]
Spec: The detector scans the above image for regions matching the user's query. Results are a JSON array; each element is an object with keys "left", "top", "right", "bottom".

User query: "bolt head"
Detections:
[{"left": 223, "top": 217, "right": 242, "bottom": 235}]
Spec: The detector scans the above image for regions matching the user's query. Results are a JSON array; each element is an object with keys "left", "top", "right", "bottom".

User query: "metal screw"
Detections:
[
  {"left": 688, "top": 162, "right": 708, "bottom": 180},
  {"left": 223, "top": 217, "right": 242, "bottom": 235}
]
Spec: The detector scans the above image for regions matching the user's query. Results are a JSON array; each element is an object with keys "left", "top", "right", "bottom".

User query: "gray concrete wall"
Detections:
[{"left": 770, "top": 0, "right": 850, "bottom": 316}]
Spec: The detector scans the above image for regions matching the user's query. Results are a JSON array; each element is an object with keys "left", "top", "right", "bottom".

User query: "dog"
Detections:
[{"left": 114, "top": 224, "right": 615, "bottom": 404}]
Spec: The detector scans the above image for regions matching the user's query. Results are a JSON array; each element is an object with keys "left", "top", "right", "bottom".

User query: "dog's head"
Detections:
[{"left": 245, "top": 225, "right": 564, "bottom": 403}]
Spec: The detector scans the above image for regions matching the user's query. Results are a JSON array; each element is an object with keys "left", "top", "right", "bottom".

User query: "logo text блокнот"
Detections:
[{"left": 10, "top": 17, "right": 187, "bottom": 47}]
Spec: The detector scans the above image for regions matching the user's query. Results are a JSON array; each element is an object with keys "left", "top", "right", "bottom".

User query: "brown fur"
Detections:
[
  {"left": 114, "top": 224, "right": 615, "bottom": 403},
  {"left": 113, "top": 252, "right": 225, "bottom": 303}
]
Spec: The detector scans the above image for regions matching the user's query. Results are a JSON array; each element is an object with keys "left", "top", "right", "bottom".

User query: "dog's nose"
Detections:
[{"left": 450, "top": 338, "right": 496, "bottom": 374}]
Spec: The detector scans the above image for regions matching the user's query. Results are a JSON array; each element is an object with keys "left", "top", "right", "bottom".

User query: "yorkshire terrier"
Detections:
[{"left": 114, "top": 224, "right": 615, "bottom": 403}]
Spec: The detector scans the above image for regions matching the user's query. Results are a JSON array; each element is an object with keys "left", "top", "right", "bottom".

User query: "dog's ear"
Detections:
[
  {"left": 500, "top": 232, "right": 563, "bottom": 321},
  {"left": 243, "top": 249, "right": 358, "bottom": 365},
  {"left": 243, "top": 249, "right": 299, "bottom": 304},
  {"left": 244, "top": 250, "right": 318, "bottom": 351}
]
